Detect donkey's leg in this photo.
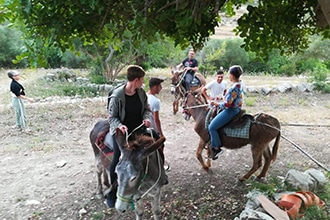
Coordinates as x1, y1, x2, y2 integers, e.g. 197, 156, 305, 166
95, 155, 104, 199
206, 143, 212, 168
239, 144, 263, 181
257, 144, 272, 179
173, 100, 178, 115
151, 190, 162, 220
196, 139, 210, 171
134, 198, 144, 220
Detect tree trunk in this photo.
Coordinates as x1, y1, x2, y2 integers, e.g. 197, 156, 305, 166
317, 0, 330, 27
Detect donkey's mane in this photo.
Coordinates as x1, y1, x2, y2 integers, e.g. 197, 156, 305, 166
128, 135, 154, 150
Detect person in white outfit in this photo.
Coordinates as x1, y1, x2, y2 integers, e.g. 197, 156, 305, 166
147, 77, 164, 137
201, 68, 227, 105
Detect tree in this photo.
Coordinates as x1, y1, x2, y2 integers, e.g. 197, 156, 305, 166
1, 0, 330, 65
235, 0, 330, 57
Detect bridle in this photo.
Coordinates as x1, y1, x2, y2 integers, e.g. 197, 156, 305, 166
171, 70, 187, 99
116, 127, 163, 210
182, 92, 209, 116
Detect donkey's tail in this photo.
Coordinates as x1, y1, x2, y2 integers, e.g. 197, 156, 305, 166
271, 132, 281, 162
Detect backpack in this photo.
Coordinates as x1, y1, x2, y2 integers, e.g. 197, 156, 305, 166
107, 82, 126, 112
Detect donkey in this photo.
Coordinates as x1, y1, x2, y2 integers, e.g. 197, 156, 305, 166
114, 128, 167, 220
170, 67, 206, 115
89, 119, 112, 199
90, 121, 167, 219
182, 92, 281, 181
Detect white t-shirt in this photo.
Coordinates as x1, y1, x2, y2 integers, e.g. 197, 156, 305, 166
205, 80, 227, 99
147, 94, 160, 132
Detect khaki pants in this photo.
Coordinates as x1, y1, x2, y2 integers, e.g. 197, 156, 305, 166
12, 97, 26, 128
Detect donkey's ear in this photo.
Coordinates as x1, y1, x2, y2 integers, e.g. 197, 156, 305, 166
115, 128, 126, 150
143, 136, 166, 157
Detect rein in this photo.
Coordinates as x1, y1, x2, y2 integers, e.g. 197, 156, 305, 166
183, 93, 209, 111
183, 103, 209, 109
173, 69, 187, 88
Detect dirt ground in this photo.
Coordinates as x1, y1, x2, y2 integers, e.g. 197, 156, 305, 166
0, 71, 330, 220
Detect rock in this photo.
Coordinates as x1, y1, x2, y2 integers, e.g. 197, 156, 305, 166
56, 160, 67, 168
284, 169, 315, 191
304, 168, 327, 188
261, 86, 272, 95
79, 208, 87, 215
237, 208, 274, 220
25, 200, 41, 205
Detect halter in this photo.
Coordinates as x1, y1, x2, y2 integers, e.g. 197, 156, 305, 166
171, 70, 188, 99
182, 92, 209, 116
117, 125, 163, 210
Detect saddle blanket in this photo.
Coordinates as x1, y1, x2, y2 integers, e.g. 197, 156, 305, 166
96, 131, 114, 160
223, 119, 251, 139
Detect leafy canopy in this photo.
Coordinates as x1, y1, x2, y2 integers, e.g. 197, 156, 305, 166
1, 0, 330, 62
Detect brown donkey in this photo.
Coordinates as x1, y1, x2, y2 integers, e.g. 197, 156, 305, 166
170, 67, 206, 115
182, 92, 281, 181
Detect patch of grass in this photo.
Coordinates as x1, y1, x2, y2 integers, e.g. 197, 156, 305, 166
30, 79, 100, 99
277, 96, 291, 107
31, 211, 44, 218
244, 96, 256, 106
90, 212, 105, 219
247, 176, 282, 197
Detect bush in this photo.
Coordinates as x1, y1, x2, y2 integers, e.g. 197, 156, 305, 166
61, 51, 90, 69
308, 64, 330, 93
279, 62, 297, 76
0, 24, 28, 68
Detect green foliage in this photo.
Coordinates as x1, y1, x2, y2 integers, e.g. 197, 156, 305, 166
61, 51, 90, 69
61, 85, 99, 97
142, 35, 183, 69
279, 62, 297, 77
1, 0, 239, 67
265, 49, 290, 75
2, 0, 330, 67
236, 1, 320, 58
308, 65, 330, 93
0, 24, 27, 68
247, 176, 282, 197
31, 79, 100, 98
244, 96, 256, 106
199, 38, 250, 75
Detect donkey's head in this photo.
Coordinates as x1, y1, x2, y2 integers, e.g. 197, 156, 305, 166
114, 128, 166, 213
181, 92, 197, 121
182, 91, 208, 121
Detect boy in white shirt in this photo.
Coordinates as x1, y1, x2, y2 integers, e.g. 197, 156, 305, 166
201, 69, 227, 105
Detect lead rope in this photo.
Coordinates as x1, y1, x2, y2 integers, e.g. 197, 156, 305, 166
253, 117, 330, 172
137, 129, 163, 200
120, 124, 163, 208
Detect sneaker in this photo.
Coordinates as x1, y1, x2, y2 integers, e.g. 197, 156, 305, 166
105, 190, 117, 208
12, 125, 22, 131
22, 128, 32, 133
209, 147, 223, 160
